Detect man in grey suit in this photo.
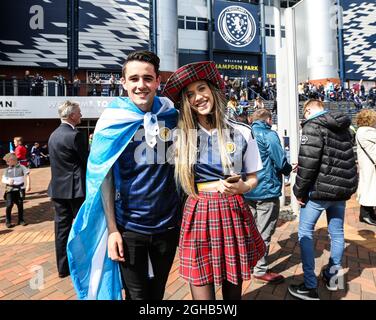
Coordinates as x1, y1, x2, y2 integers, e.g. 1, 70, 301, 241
48, 101, 88, 278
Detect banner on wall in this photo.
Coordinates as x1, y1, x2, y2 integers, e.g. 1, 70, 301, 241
214, 53, 260, 78
87, 71, 122, 82
0, 97, 115, 119
342, 0, 376, 80
0, 0, 68, 68
214, 0, 260, 53
78, 0, 150, 69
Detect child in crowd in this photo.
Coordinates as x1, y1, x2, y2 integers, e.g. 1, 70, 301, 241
13, 136, 28, 167
2, 153, 31, 228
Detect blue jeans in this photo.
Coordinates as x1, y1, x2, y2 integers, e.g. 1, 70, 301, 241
298, 200, 345, 289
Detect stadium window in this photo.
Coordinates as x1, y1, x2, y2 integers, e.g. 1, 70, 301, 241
281, 0, 300, 7
281, 26, 286, 38
197, 17, 208, 31
178, 15, 185, 29
280, 0, 288, 7
265, 24, 276, 37
186, 16, 197, 30
228, 0, 259, 3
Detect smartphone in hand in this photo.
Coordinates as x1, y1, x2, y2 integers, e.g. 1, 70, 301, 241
225, 175, 241, 183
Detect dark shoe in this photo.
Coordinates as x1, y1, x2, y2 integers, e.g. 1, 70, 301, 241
253, 272, 285, 284
58, 272, 70, 278
5, 222, 12, 228
288, 283, 320, 300
359, 215, 376, 226
18, 220, 27, 226
321, 270, 338, 291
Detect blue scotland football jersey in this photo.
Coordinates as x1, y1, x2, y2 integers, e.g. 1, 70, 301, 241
113, 120, 180, 235
194, 121, 263, 183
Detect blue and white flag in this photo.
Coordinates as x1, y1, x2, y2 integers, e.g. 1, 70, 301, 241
9, 142, 14, 153
67, 96, 178, 300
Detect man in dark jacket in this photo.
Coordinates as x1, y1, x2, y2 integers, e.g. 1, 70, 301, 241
48, 101, 88, 278
244, 109, 292, 284
288, 99, 357, 300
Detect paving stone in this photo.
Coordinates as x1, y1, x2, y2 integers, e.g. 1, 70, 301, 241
0, 167, 375, 300
362, 290, 376, 300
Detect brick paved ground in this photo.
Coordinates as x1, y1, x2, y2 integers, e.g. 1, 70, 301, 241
0, 167, 375, 300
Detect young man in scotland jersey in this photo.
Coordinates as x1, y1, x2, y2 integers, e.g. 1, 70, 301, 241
67, 51, 180, 300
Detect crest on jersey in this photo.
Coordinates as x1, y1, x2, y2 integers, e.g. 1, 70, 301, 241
159, 127, 171, 142
226, 141, 236, 154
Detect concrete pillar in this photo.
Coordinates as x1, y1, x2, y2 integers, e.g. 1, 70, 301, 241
156, 0, 178, 72
305, 0, 339, 81
285, 7, 300, 215
274, 0, 287, 207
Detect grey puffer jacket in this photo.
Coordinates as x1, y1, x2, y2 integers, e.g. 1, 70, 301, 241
293, 110, 358, 201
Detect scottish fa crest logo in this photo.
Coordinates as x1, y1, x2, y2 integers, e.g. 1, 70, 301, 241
217, 6, 257, 48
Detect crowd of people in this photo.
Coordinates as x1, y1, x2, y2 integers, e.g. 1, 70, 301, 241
4, 68, 376, 111
2, 50, 375, 302
12, 70, 121, 97
221, 74, 376, 110
297, 79, 376, 108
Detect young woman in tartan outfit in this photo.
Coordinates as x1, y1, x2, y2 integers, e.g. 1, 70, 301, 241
163, 61, 266, 300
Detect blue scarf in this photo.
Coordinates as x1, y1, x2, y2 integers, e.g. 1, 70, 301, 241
67, 96, 178, 300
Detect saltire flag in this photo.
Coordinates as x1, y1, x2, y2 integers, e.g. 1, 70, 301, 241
67, 96, 178, 300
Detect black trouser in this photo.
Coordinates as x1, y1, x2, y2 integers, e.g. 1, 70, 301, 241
52, 197, 84, 275
5, 190, 24, 224
119, 228, 179, 300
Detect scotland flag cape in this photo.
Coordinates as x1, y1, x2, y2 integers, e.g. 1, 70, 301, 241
67, 96, 178, 300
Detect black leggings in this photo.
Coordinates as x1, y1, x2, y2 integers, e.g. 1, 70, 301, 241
118, 228, 179, 300
5, 190, 24, 223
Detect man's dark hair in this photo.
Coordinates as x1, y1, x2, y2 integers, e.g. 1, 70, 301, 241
122, 50, 160, 77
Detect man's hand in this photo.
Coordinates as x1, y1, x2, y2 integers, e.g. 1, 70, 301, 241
108, 231, 125, 262
296, 197, 305, 206
292, 163, 298, 173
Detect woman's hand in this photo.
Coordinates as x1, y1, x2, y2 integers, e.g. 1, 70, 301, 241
218, 179, 251, 195
217, 173, 257, 195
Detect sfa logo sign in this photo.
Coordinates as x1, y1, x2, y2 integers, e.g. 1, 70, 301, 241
217, 6, 257, 48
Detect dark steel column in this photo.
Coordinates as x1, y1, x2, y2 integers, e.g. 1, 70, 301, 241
260, 0, 267, 86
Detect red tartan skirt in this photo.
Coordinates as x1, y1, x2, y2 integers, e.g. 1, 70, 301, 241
179, 191, 266, 286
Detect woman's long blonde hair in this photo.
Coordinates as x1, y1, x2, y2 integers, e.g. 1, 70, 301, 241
174, 81, 232, 197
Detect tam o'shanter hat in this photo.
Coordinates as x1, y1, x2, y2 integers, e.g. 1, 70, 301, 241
162, 61, 225, 104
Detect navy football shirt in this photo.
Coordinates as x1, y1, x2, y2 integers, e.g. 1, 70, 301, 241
113, 121, 180, 235
194, 120, 262, 183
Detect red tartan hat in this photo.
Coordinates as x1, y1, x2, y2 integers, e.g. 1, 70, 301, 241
162, 61, 225, 104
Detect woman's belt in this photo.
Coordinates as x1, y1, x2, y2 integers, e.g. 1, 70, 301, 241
196, 181, 220, 192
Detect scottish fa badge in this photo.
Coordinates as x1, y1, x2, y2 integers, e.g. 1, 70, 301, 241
217, 5, 257, 48
159, 127, 172, 142
226, 141, 236, 154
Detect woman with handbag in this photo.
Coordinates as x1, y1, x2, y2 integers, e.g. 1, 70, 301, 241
355, 109, 376, 226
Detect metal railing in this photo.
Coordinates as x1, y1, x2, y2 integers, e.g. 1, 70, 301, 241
0, 79, 125, 97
